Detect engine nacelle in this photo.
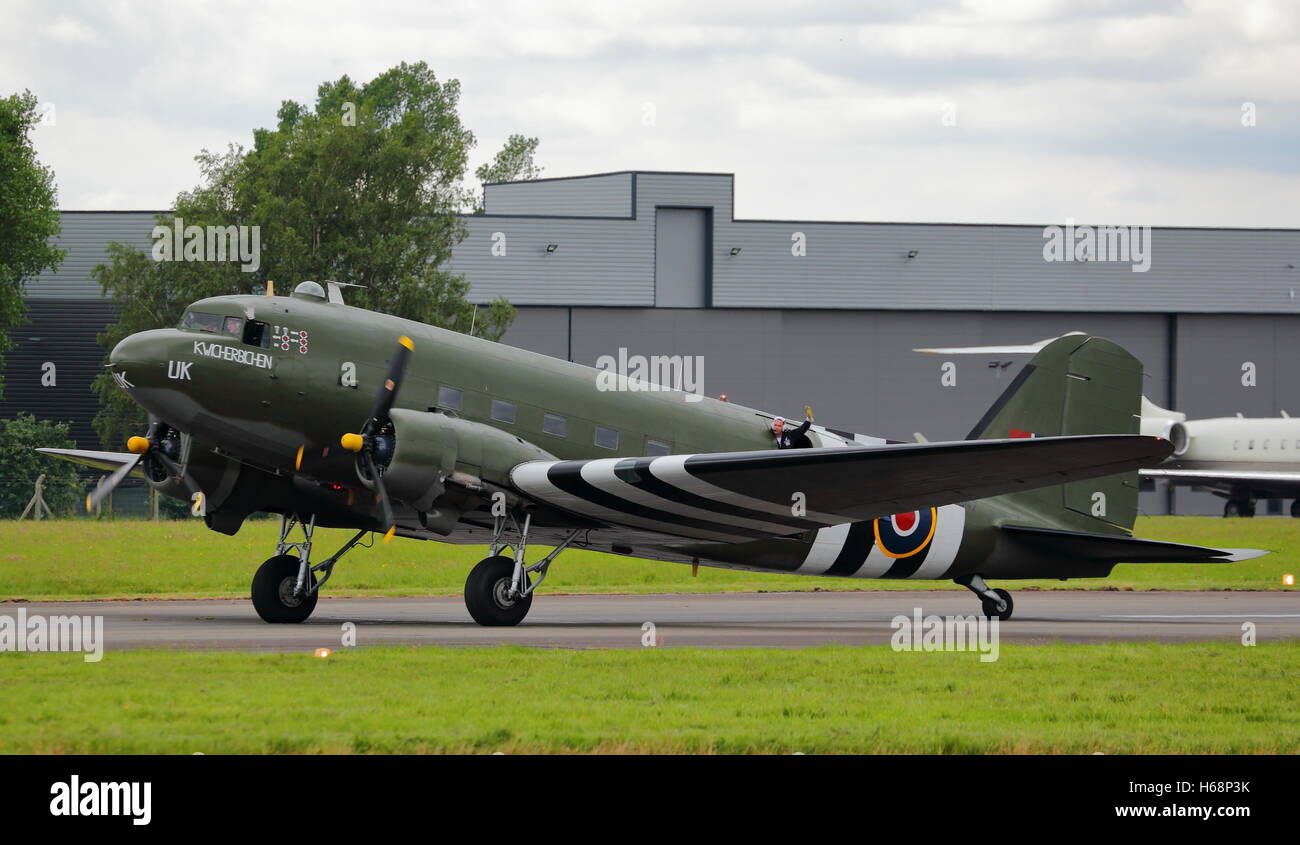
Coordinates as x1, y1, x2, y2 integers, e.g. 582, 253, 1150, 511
369, 409, 556, 531
1167, 417, 1300, 462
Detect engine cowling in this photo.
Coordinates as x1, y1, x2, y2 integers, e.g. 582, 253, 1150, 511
1166, 417, 1300, 462
363, 409, 556, 533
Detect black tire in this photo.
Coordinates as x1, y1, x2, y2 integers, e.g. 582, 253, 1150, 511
1290, 499, 1300, 518
1225, 499, 1256, 518
465, 555, 532, 626
251, 554, 318, 623
981, 588, 1014, 621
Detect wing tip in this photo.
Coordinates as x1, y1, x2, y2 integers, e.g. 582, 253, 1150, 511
1214, 548, 1270, 562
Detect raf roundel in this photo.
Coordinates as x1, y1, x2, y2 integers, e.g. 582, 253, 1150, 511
873, 508, 938, 559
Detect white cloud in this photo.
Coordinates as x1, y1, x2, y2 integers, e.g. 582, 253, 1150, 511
44, 12, 104, 45
0, 0, 1297, 226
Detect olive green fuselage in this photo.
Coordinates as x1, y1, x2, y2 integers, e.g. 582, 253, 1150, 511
107, 291, 1122, 581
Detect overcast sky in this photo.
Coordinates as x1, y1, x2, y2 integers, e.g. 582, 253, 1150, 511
3, 0, 1298, 226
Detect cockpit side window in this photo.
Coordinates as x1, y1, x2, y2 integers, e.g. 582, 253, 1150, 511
180, 311, 225, 334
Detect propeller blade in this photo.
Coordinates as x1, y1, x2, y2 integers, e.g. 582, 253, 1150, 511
364, 335, 413, 434
362, 450, 397, 543
85, 454, 144, 513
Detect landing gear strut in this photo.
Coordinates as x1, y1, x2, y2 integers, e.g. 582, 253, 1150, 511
955, 573, 1014, 621
251, 514, 370, 623
464, 511, 580, 626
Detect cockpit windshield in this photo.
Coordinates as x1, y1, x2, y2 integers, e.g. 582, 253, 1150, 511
180, 311, 243, 337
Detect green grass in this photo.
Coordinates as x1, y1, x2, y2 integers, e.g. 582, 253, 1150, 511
2, 642, 1296, 753
0, 517, 1296, 601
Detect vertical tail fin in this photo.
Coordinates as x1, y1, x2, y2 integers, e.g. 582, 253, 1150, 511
966, 335, 1144, 531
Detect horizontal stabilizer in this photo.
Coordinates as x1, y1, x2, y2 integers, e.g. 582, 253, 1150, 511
999, 524, 1267, 564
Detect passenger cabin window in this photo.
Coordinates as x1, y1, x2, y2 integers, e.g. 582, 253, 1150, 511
180, 311, 238, 336
543, 413, 567, 437
595, 426, 619, 450
491, 399, 516, 424
645, 439, 671, 456
437, 386, 463, 411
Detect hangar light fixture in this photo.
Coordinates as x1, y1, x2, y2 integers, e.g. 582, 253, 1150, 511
906, 249, 919, 260
729, 247, 742, 256
545, 243, 559, 254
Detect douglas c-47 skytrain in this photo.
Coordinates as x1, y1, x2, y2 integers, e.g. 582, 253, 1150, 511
42, 282, 1264, 626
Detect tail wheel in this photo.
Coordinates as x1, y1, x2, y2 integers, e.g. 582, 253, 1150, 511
251, 554, 318, 623
465, 555, 533, 626
1290, 500, 1300, 518
981, 588, 1014, 621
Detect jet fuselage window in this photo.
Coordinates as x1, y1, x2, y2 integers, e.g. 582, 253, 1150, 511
491, 399, 517, 424
438, 386, 463, 411
595, 426, 619, 450
543, 413, 567, 437
645, 439, 671, 456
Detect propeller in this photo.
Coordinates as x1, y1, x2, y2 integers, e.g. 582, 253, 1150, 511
340, 335, 414, 541
86, 418, 203, 513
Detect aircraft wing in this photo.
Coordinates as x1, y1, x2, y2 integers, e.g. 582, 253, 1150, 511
1141, 467, 1300, 490
511, 434, 1171, 543
37, 448, 147, 478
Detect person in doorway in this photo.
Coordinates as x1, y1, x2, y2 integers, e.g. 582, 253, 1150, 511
772, 406, 813, 449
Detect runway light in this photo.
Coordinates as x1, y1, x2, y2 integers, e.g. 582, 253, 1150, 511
1284, 574, 1295, 586
315, 648, 332, 658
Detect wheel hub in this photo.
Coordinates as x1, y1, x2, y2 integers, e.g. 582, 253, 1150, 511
278, 576, 304, 608
491, 577, 517, 609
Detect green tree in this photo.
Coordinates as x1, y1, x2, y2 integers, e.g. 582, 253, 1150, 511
0, 90, 65, 398
0, 414, 81, 518
92, 62, 519, 448
472, 134, 543, 213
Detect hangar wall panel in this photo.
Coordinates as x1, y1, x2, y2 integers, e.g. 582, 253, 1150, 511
0, 299, 117, 449
449, 217, 653, 305
470, 171, 1300, 315
31, 212, 161, 300
484, 172, 633, 217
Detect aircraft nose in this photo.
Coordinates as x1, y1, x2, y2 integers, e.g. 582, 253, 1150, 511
109, 331, 154, 369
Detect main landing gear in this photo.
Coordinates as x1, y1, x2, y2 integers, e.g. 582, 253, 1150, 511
1223, 498, 1256, 518
464, 511, 580, 626
954, 573, 1014, 621
251, 514, 370, 623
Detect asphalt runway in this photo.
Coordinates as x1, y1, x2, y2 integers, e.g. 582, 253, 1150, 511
4, 590, 1298, 650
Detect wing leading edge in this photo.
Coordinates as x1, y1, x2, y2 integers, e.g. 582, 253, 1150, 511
510, 434, 1172, 543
